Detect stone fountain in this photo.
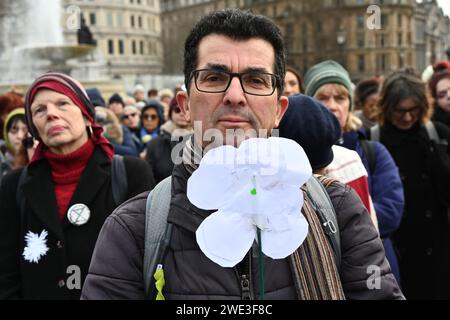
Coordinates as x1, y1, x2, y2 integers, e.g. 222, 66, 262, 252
0, 0, 124, 98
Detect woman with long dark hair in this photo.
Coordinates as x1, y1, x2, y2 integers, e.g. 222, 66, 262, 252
375, 70, 450, 299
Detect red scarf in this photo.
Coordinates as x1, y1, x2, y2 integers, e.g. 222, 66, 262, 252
44, 139, 95, 220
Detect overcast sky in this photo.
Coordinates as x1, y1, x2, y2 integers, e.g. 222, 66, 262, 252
435, 0, 449, 16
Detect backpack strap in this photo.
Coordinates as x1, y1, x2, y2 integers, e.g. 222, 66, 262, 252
111, 155, 128, 206
359, 139, 376, 174
143, 176, 172, 299
425, 121, 439, 143
142, 175, 342, 296
305, 175, 341, 271
369, 124, 380, 142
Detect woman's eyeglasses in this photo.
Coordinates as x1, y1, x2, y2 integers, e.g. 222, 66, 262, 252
392, 106, 421, 117
143, 114, 158, 121
122, 112, 138, 120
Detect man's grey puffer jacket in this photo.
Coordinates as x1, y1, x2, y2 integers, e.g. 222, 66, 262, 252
81, 164, 404, 300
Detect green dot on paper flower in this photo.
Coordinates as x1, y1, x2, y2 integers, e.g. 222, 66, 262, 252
250, 188, 257, 195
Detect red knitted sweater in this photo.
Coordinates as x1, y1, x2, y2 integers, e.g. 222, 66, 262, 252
44, 139, 95, 220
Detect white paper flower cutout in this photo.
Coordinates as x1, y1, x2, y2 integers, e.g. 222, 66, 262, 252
187, 137, 312, 267
22, 229, 49, 263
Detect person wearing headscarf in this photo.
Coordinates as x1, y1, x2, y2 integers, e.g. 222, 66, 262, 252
139, 99, 165, 145
0, 72, 155, 300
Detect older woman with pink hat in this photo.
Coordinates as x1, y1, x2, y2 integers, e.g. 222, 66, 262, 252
0, 72, 155, 300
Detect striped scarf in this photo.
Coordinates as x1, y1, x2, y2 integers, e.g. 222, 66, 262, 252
182, 140, 345, 300
291, 176, 345, 300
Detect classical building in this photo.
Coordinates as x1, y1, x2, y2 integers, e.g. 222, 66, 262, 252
63, 0, 164, 80
160, 0, 244, 74
161, 0, 450, 82
415, 0, 450, 73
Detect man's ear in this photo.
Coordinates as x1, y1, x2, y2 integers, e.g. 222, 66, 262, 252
176, 91, 191, 122
274, 95, 289, 128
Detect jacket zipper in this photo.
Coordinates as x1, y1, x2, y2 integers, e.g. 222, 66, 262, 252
234, 251, 254, 300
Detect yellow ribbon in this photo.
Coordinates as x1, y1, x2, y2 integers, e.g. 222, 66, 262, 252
153, 264, 166, 300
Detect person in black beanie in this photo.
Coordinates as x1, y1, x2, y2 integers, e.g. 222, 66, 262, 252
108, 93, 125, 119
86, 88, 106, 107
279, 94, 379, 230
279, 94, 341, 170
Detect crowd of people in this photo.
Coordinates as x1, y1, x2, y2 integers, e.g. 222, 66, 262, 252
0, 8, 449, 300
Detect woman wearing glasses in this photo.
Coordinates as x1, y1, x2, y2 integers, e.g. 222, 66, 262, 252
139, 100, 165, 146
374, 69, 450, 300
121, 105, 144, 155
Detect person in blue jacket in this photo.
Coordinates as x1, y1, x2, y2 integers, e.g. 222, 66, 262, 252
94, 106, 138, 157
304, 60, 405, 283
138, 99, 165, 145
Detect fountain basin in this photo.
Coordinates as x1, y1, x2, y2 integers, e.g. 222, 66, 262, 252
22, 44, 96, 64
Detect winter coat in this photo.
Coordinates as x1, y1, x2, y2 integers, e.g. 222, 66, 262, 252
0, 148, 12, 186
81, 163, 404, 300
145, 121, 192, 183
341, 130, 404, 282
0, 147, 155, 300
376, 121, 450, 300
112, 126, 139, 157
433, 107, 450, 128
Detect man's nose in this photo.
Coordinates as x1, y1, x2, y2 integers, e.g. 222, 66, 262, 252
223, 76, 246, 107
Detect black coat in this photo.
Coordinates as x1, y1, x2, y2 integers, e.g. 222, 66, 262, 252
0, 147, 155, 299
433, 107, 450, 128
81, 163, 403, 300
145, 132, 188, 184
379, 121, 450, 299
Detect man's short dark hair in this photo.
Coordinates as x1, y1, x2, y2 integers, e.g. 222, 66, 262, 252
183, 9, 286, 98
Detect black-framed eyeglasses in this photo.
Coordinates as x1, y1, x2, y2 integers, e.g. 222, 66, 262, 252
393, 106, 421, 117
190, 69, 279, 96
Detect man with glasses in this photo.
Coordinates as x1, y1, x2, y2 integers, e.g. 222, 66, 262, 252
82, 9, 403, 300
